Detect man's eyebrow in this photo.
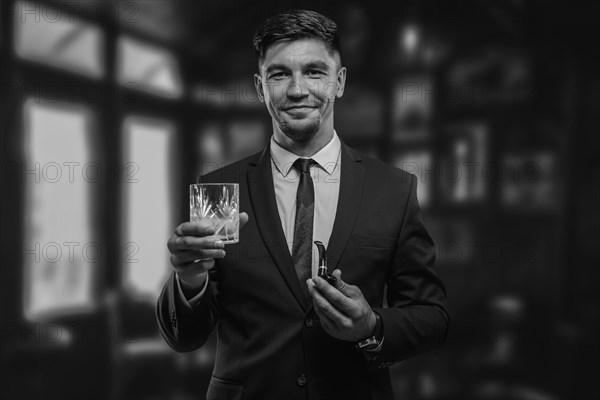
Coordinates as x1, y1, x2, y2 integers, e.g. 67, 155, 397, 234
304, 61, 330, 71
265, 64, 290, 74
264, 61, 332, 74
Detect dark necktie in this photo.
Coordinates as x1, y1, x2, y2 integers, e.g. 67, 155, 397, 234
292, 158, 315, 303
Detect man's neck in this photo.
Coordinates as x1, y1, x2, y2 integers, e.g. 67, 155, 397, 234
272, 126, 335, 157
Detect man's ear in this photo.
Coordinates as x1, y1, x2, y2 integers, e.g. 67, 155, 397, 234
335, 67, 347, 99
254, 73, 265, 103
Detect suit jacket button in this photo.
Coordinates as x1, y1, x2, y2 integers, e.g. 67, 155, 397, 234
297, 374, 307, 386
305, 318, 314, 328
170, 311, 177, 328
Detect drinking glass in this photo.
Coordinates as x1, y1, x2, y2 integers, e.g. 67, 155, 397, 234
190, 183, 239, 244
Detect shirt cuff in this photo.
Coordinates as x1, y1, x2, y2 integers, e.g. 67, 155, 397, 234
175, 272, 209, 308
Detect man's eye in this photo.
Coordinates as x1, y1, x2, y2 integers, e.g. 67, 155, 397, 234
307, 70, 323, 77
270, 72, 288, 79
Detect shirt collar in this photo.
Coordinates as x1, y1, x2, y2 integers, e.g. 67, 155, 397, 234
270, 130, 341, 177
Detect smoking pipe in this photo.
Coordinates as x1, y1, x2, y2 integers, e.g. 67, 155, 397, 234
314, 241, 337, 286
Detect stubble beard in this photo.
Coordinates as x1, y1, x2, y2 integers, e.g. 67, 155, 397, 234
273, 99, 332, 143
279, 117, 320, 143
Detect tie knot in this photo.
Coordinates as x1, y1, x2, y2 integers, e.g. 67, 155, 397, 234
293, 158, 314, 174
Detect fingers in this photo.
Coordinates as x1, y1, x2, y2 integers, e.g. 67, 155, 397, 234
331, 269, 357, 298
332, 269, 343, 287
170, 212, 249, 252
309, 271, 376, 342
167, 220, 231, 280
316, 305, 339, 332
175, 221, 217, 237
307, 279, 353, 328
175, 258, 215, 276
312, 275, 356, 317
168, 220, 227, 256
240, 212, 249, 229
170, 249, 225, 267
168, 235, 225, 252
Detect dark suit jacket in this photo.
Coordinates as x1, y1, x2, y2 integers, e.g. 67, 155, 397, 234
156, 142, 449, 400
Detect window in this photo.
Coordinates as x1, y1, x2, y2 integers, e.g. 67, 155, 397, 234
14, 1, 104, 78
117, 36, 183, 98
23, 100, 97, 320
122, 117, 176, 300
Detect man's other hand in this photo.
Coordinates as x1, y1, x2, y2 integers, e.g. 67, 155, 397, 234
167, 212, 249, 292
307, 269, 377, 342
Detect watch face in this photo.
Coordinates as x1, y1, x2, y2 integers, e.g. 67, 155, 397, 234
357, 337, 378, 349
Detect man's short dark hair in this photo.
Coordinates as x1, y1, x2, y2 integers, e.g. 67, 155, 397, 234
253, 9, 341, 65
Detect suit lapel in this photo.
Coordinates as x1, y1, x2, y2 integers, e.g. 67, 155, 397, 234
305, 142, 365, 315
326, 142, 365, 272
246, 147, 308, 312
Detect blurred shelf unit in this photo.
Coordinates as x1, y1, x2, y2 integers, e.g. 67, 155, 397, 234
496, 120, 564, 217
384, 36, 566, 284
335, 82, 386, 153
389, 39, 566, 217
390, 74, 435, 145
437, 122, 489, 207
440, 46, 534, 112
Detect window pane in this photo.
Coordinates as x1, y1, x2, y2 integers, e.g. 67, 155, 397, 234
23, 100, 96, 321
13, 1, 104, 78
122, 117, 176, 299
117, 36, 183, 98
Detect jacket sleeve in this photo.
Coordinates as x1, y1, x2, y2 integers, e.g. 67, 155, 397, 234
371, 174, 449, 368
155, 270, 220, 352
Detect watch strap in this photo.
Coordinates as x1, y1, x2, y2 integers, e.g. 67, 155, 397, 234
355, 312, 383, 350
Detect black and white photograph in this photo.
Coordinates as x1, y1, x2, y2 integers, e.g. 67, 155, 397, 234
1, 1, 598, 399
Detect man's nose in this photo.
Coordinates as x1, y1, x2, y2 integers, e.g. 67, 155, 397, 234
286, 76, 309, 98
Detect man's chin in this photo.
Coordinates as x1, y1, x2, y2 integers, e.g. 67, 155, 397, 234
279, 120, 320, 142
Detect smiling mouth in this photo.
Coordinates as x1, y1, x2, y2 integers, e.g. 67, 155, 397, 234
283, 106, 316, 112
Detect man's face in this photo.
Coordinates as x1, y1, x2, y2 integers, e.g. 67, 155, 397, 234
254, 38, 346, 143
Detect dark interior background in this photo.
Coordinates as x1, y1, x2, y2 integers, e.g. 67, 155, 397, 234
1, 1, 599, 399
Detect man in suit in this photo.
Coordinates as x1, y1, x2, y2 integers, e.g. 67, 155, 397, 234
157, 9, 448, 400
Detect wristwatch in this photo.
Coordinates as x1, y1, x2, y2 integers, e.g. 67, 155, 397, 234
355, 312, 383, 351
